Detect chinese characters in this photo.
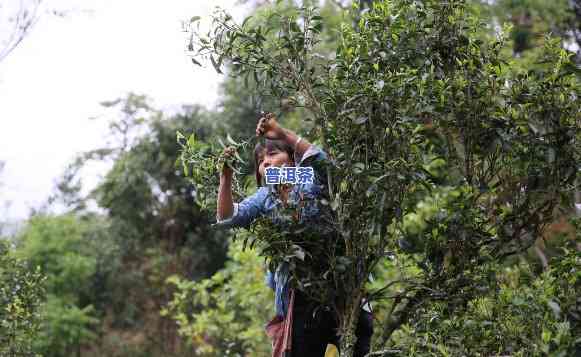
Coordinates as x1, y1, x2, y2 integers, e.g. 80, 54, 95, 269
265, 166, 314, 184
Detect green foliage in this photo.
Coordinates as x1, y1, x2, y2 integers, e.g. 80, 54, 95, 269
181, 0, 348, 313
48, 94, 242, 354
6, 1, 572, 356
14, 214, 102, 356
0, 240, 45, 356
329, 1, 578, 352
391, 236, 581, 356
163, 236, 273, 356
185, 2, 328, 114
185, 1, 579, 355
483, 0, 577, 56
15, 214, 97, 300
208, 0, 346, 141
88, 95, 230, 277
34, 295, 99, 356
177, 130, 257, 214
247, 210, 341, 306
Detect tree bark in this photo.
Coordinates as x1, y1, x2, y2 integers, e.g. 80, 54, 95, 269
339, 292, 362, 357
379, 290, 427, 346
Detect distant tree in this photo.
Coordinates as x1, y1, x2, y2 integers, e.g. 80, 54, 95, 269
473, 0, 581, 61
48, 93, 234, 354
14, 213, 103, 356
83, 94, 230, 275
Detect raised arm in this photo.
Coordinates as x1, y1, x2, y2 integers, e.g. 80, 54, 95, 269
217, 147, 235, 221
214, 147, 269, 229
256, 112, 335, 189
256, 112, 312, 164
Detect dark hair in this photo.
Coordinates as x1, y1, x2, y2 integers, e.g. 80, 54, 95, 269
254, 139, 295, 187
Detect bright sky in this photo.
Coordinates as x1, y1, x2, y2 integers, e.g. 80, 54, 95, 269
0, 0, 252, 222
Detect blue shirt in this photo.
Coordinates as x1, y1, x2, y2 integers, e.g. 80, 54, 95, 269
213, 144, 334, 317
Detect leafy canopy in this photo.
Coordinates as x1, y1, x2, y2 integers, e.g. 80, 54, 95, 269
180, 0, 579, 354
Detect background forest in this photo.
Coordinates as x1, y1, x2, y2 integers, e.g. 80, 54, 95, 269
0, 0, 579, 356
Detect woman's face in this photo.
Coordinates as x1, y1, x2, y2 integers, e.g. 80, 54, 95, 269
258, 146, 293, 180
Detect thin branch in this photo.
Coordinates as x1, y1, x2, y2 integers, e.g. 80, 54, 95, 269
0, 0, 43, 63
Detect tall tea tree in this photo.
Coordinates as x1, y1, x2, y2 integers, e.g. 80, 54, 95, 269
182, 1, 579, 355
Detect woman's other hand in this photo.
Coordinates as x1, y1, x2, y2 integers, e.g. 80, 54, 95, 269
256, 112, 286, 140
220, 146, 236, 176
217, 146, 235, 222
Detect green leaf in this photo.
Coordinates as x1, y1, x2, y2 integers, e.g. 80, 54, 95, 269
176, 131, 185, 143
292, 245, 305, 261
290, 22, 301, 33
190, 16, 201, 23
547, 300, 561, 318
330, 199, 339, 211
187, 133, 196, 147
241, 16, 252, 29
311, 22, 323, 34
182, 162, 189, 177
353, 116, 368, 124
353, 162, 365, 173
226, 133, 238, 146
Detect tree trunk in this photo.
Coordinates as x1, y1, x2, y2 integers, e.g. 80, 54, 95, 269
380, 290, 428, 346
339, 294, 361, 357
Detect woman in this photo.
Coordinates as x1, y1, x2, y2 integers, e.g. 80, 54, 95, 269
215, 113, 373, 357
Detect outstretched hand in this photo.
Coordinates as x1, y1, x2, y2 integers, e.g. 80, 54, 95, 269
256, 112, 286, 140
219, 146, 236, 176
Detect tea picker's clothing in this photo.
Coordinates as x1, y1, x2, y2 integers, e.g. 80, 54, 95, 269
290, 290, 373, 357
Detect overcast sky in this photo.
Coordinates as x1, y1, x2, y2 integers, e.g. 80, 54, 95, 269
0, 0, 253, 222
